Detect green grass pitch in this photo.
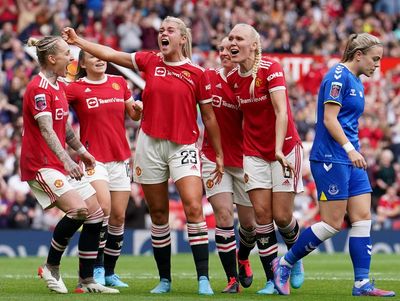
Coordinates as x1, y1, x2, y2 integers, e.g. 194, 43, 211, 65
0, 253, 398, 300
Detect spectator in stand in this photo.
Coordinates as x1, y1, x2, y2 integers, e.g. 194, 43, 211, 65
227, 23, 304, 294
124, 182, 147, 229
373, 149, 397, 202
6, 188, 35, 228
0, 0, 18, 27
117, 11, 142, 53
202, 37, 256, 293
32, 205, 64, 231
374, 185, 400, 230
300, 60, 326, 95
140, 10, 161, 50
273, 33, 395, 297
0, 177, 10, 227
66, 50, 142, 288
20, 35, 118, 294
0, 92, 18, 124
358, 115, 384, 150
0, 22, 17, 60
62, 15, 223, 295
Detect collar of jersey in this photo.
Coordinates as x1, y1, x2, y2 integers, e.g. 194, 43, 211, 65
83, 75, 108, 85
218, 67, 228, 82
39, 72, 60, 90
163, 58, 190, 66
238, 67, 252, 78
339, 63, 360, 81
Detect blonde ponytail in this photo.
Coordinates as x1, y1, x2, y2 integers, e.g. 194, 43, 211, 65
182, 27, 192, 60
249, 30, 262, 99
341, 33, 382, 63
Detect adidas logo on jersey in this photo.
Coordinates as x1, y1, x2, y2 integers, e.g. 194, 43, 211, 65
190, 165, 198, 171
55, 96, 59, 101
234, 83, 238, 89
215, 83, 222, 89
282, 179, 290, 186
85, 88, 92, 92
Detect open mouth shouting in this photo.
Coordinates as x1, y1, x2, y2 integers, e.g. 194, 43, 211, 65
230, 48, 239, 57
160, 38, 170, 50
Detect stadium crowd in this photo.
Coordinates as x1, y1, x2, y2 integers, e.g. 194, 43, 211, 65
1, 0, 400, 231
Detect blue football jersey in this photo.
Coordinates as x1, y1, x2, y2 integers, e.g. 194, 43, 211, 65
310, 63, 364, 164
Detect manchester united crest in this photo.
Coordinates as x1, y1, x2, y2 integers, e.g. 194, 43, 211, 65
86, 169, 95, 176
182, 70, 191, 78
255, 77, 262, 87
112, 83, 121, 90
135, 166, 142, 176
206, 179, 214, 189
54, 179, 64, 188
244, 173, 249, 183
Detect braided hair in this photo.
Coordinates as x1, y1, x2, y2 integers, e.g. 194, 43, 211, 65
27, 36, 63, 67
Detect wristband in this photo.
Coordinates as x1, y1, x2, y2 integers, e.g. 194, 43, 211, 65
342, 141, 355, 153
77, 146, 87, 155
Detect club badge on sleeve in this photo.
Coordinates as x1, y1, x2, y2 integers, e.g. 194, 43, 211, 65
329, 82, 342, 99
34, 94, 47, 111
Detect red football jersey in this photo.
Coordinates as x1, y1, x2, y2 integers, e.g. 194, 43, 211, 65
20, 73, 69, 180
66, 75, 132, 162
202, 68, 243, 168
131, 51, 212, 144
227, 57, 301, 161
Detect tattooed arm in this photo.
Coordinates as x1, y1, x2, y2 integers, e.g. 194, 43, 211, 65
65, 123, 96, 170
37, 115, 83, 180
65, 122, 83, 151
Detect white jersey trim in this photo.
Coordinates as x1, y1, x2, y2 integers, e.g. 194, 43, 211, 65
269, 86, 286, 93
82, 75, 108, 85
125, 97, 133, 103
34, 111, 52, 120
217, 68, 228, 82
164, 57, 191, 66
187, 60, 205, 71
226, 66, 238, 78
131, 53, 139, 71
39, 73, 60, 90
199, 98, 212, 105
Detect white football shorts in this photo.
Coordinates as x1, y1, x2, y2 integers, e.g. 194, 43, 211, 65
84, 160, 131, 191
201, 154, 252, 207
243, 144, 304, 193
28, 168, 95, 209
133, 129, 201, 184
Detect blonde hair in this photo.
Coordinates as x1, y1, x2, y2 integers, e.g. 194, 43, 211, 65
27, 36, 63, 67
341, 33, 382, 63
163, 16, 192, 59
246, 25, 262, 99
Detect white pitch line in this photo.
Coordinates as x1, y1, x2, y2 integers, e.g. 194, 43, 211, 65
2, 273, 399, 281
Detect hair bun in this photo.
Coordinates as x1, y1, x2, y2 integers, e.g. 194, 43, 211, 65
27, 37, 39, 47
